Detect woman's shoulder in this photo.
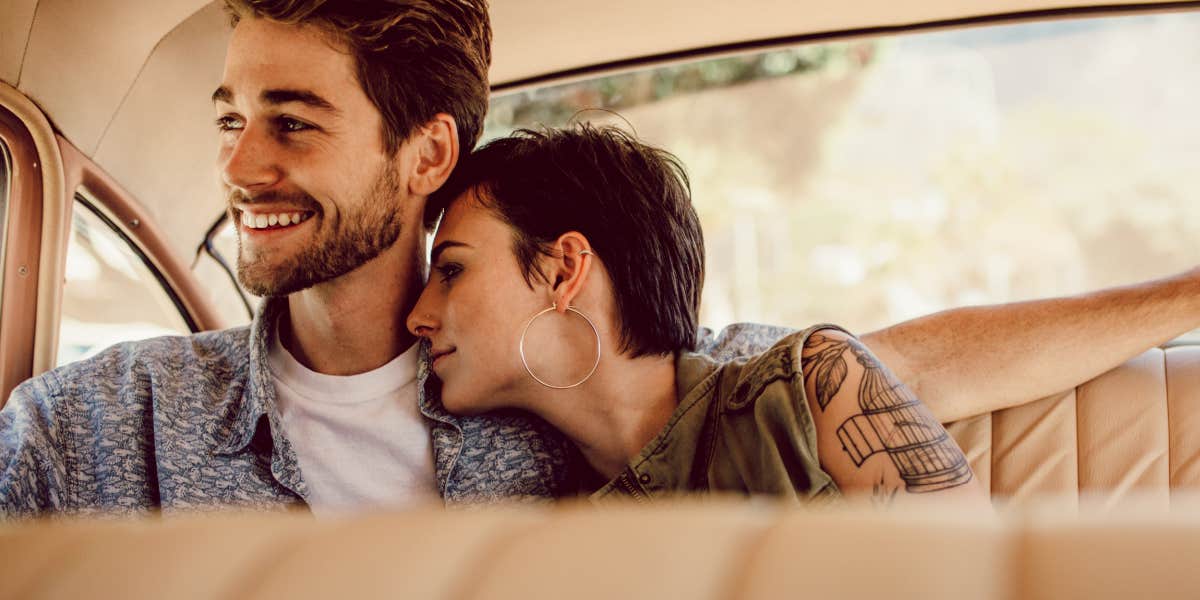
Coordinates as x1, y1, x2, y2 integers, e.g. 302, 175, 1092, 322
686, 325, 846, 498
675, 323, 857, 414
706, 324, 852, 409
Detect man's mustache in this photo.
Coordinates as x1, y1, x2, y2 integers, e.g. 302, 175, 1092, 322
227, 189, 322, 212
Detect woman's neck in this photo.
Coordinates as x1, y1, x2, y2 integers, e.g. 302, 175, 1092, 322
526, 353, 679, 480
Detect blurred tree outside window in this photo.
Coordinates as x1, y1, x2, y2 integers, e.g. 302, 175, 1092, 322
484, 12, 1200, 341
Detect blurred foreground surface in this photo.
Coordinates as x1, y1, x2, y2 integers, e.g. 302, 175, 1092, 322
3, 496, 1200, 599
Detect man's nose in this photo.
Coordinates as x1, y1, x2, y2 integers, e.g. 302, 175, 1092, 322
220, 124, 281, 192
406, 290, 441, 338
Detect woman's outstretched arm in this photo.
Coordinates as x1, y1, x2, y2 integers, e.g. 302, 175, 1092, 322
860, 266, 1200, 423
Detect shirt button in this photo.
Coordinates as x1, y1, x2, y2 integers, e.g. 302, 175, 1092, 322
638, 473, 651, 484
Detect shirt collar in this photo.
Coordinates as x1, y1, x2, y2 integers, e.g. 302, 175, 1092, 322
209, 298, 459, 450
414, 338, 461, 426
213, 297, 285, 456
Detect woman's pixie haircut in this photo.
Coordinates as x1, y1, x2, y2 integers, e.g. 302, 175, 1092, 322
428, 124, 705, 357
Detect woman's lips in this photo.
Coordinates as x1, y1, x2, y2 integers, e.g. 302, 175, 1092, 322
430, 348, 455, 369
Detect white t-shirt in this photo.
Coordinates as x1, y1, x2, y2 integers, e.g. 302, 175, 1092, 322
267, 323, 438, 516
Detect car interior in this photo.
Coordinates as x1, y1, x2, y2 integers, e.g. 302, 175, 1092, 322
1, 0, 1200, 597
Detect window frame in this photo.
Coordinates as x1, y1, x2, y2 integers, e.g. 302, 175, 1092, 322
54, 139, 225, 351
0, 103, 44, 404
491, 3, 1200, 94
0, 139, 10, 281
0, 86, 227, 405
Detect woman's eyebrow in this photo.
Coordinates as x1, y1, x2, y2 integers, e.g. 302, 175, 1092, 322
430, 240, 471, 264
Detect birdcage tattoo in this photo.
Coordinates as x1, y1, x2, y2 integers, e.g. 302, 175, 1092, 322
836, 365, 972, 493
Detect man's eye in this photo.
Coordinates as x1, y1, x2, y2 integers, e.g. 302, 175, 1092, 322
434, 263, 463, 283
276, 117, 313, 133
215, 115, 244, 132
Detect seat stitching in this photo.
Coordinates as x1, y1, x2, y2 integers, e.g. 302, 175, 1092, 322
989, 410, 996, 497
1080, 381, 1089, 504
1163, 349, 1173, 500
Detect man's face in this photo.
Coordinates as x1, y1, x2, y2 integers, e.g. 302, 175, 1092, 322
214, 18, 407, 296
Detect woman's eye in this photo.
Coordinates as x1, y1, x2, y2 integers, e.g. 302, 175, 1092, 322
215, 115, 244, 132
434, 263, 463, 283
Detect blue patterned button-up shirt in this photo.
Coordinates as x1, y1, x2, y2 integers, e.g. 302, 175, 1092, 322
0, 298, 789, 519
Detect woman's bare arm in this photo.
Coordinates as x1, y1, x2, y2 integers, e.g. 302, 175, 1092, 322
860, 267, 1200, 423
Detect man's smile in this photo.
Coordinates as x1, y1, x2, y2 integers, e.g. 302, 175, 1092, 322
237, 208, 316, 234
241, 210, 313, 229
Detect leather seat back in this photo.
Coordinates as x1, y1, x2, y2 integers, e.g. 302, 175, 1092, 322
946, 345, 1200, 508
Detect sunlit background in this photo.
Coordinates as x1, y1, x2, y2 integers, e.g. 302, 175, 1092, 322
482, 12, 1200, 336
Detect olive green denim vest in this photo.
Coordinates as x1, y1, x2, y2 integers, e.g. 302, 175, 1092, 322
592, 325, 843, 503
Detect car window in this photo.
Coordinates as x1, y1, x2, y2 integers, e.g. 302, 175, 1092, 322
484, 12, 1200, 342
192, 214, 258, 326
57, 194, 192, 366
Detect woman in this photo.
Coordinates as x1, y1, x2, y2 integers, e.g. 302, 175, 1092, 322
407, 124, 983, 504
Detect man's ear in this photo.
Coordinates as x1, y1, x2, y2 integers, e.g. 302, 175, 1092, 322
547, 231, 595, 314
407, 113, 459, 196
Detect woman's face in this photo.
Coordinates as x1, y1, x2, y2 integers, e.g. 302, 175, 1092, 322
406, 190, 554, 414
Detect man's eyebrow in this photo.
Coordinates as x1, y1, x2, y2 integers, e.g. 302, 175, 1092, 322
261, 88, 338, 113
211, 86, 232, 104
211, 87, 339, 114
430, 241, 470, 265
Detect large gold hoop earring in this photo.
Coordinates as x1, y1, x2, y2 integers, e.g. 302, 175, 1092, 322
518, 302, 601, 389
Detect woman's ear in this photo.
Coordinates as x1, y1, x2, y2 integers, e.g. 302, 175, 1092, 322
548, 231, 595, 314
407, 113, 459, 197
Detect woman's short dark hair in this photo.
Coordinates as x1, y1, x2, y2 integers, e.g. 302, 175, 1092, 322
429, 124, 705, 357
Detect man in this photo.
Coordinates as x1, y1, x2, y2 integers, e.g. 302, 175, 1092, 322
0, 0, 1197, 517
1, 0, 567, 517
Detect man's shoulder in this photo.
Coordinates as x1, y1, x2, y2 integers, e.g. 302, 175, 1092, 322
1, 324, 279, 517
696, 321, 854, 364
695, 322, 798, 363
27, 326, 254, 401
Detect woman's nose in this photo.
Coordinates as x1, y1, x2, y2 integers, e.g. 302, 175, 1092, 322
406, 291, 440, 338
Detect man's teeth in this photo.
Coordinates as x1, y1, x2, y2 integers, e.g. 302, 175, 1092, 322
241, 211, 310, 230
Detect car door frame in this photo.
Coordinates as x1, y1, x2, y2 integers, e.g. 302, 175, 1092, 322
0, 82, 224, 405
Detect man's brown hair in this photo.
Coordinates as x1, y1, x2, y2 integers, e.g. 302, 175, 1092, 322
224, 0, 492, 154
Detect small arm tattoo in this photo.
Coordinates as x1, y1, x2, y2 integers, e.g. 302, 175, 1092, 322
803, 332, 973, 493
799, 333, 851, 410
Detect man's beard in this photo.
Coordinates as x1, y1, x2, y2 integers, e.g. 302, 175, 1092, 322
233, 164, 405, 297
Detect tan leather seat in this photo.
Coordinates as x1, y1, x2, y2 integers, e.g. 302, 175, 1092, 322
947, 346, 1200, 508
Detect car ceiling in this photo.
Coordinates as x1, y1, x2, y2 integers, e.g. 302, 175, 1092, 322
0, 0, 1182, 268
